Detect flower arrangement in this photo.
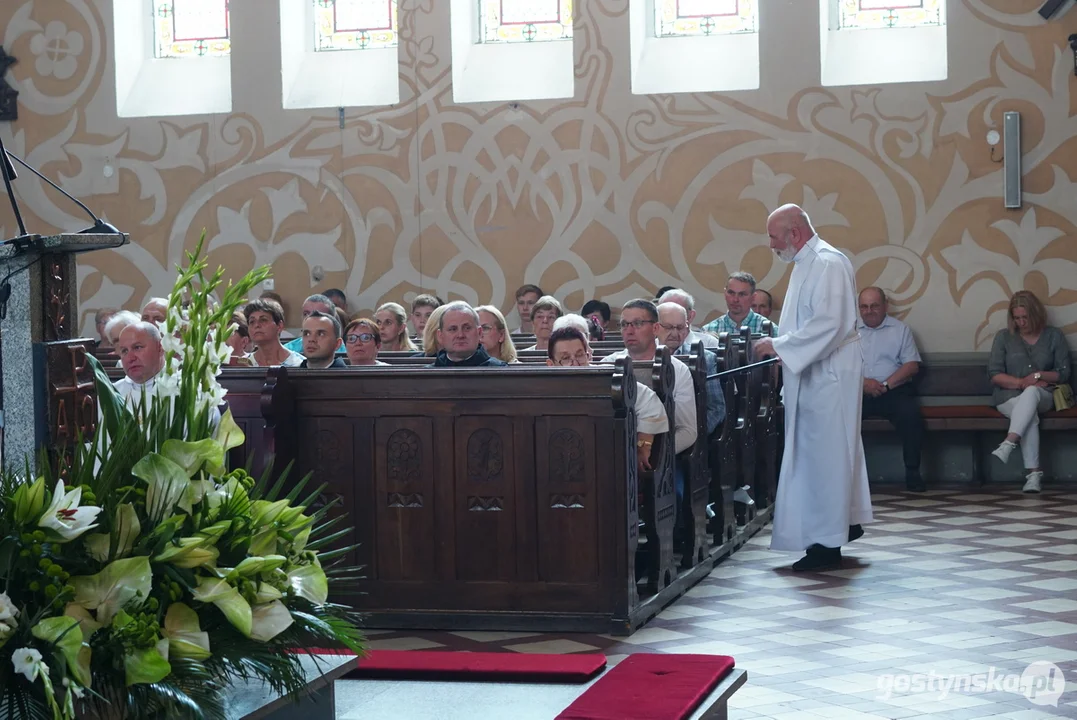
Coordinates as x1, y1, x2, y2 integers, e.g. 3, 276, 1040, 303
0, 235, 364, 719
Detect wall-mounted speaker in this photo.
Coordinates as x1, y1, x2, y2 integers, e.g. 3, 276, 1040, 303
1003, 111, 1021, 209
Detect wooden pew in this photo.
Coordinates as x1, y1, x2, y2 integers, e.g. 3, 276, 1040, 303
673, 344, 710, 568
261, 363, 654, 633
712, 333, 746, 534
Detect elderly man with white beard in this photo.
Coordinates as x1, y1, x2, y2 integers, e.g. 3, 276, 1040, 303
752, 204, 873, 572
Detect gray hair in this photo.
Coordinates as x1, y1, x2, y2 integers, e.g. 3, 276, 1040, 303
104, 310, 141, 344
304, 293, 333, 309
143, 297, 168, 310
658, 288, 695, 312
438, 301, 480, 329
123, 320, 162, 343
304, 310, 343, 340
728, 272, 757, 292
656, 302, 688, 322
553, 313, 589, 335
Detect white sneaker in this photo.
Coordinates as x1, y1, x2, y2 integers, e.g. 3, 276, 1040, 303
992, 440, 1017, 464
1022, 471, 1043, 494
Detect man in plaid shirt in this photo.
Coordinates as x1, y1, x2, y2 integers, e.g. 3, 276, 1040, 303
702, 271, 777, 336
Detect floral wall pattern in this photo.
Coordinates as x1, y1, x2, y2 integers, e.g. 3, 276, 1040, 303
1, 0, 1075, 351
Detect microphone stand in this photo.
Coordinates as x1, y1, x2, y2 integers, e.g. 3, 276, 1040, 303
707, 356, 781, 380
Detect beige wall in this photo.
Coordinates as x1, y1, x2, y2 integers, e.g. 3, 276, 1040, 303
1, 0, 1075, 350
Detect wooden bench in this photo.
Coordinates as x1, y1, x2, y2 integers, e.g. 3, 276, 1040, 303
860, 359, 1077, 484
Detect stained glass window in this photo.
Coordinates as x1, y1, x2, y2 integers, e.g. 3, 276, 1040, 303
837, 0, 943, 30
480, 0, 573, 44
656, 0, 757, 38
152, 0, 230, 58
315, 0, 398, 51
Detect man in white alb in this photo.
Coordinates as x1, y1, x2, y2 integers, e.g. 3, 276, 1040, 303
752, 204, 873, 572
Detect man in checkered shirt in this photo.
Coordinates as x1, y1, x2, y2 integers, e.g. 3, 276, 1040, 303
702, 271, 777, 337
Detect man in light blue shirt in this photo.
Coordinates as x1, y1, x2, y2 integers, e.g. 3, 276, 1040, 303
702, 272, 776, 337
858, 287, 925, 492
284, 294, 339, 354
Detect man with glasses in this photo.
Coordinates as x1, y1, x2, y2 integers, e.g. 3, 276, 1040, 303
657, 289, 720, 349
427, 302, 508, 367
656, 302, 726, 436
600, 299, 698, 461
299, 311, 346, 369
547, 323, 668, 473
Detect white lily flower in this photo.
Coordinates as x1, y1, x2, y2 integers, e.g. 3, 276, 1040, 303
12, 647, 46, 682
38, 480, 103, 543
0, 592, 18, 624
160, 330, 186, 361
155, 373, 182, 400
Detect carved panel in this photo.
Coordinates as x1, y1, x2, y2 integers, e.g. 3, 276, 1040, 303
386, 429, 422, 484
44, 257, 72, 342
549, 428, 585, 485
550, 493, 585, 509
466, 428, 503, 483
388, 492, 424, 508
467, 495, 503, 511
47, 341, 96, 447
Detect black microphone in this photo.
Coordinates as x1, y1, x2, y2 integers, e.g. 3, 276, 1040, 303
1, 146, 122, 236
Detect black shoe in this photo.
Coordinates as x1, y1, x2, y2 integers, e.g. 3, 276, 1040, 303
905, 469, 926, 492
848, 524, 864, 542
792, 544, 842, 572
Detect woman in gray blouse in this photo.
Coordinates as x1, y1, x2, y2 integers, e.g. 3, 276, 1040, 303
988, 291, 1072, 493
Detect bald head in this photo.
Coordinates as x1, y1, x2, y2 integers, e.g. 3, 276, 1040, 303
117, 321, 164, 384
656, 302, 690, 350
767, 204, 815, 263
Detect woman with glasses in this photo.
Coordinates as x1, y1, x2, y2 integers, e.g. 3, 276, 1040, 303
375, 302, 418, 352
476, 305, 519, 363
522, 296, 564, 351
344, 318, 388, 366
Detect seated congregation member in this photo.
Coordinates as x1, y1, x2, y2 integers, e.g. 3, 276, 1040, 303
601, 299, 697, 458
113, 321, 165, 404
376, 302, 418, 352
512, 284, 544, 334
141, 297, 169, 326
95, 308, 117, 347
547, 324, 669, 473
658, 289, 719, 348
752, 289, 775, 319
299, 311, 346, 369
225, 311, 254, 366
989, 290, 1072, 494
523, 296, 564, 351
858, 287, 926, 492
244, 299, 305, 367
324, 288, 348, 311
103, 310, 141, 350
476, 305, 519, 363
702, 272, 775, 336
426, 302, 508, 368
283, 294, 337, 353
655, 303, 726, 435
344, 318, 387, 366
580, 300, 611, 333
410, 294, 442, 338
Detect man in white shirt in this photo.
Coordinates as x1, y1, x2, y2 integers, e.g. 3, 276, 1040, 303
601, 300, 698, 506
113, 321, 165, 406
858, 287, 925, 492
658, 289, 720, 349
141, 297, 169, 326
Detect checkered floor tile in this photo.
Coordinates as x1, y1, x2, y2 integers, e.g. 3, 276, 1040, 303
338, 486, 1077, 719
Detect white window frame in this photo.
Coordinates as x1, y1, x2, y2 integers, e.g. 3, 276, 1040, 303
629, 0, 759, 95
113, 0, 232, 118
819, 0, 947, 87
279, 0, 400, 110
450, 0, 575, 103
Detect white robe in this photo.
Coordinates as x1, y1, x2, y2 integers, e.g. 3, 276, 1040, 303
770, 235, 873, 552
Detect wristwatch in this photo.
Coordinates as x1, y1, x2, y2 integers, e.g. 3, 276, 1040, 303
637, 440, 652, 449
882, 381, 890, 390
1034, 372, 1042, 382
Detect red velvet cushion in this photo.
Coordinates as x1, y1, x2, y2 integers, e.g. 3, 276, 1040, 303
556, 653, 735, 720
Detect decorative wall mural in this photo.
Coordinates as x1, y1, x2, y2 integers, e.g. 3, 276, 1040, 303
0, 0, 1075, 351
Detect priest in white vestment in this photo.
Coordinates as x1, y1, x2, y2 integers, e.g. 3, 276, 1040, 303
113, 321, 165, 409
753, 204, 873, 572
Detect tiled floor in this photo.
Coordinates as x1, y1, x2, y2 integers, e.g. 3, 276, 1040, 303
340, 486, 1077, 718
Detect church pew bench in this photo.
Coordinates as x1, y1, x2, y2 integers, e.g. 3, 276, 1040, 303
860, 361, 1077, 484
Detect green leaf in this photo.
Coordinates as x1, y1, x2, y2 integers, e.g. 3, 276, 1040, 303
64, 603, 103, 639
232, 555, 286, 578
72, 556, 153, 624
31, 615, 91, 688
192, 577, 252, 637
249, 600, 294, 643
12, 476, 49, 526
248, 527, 278, 557
133, 453, 190, 524
125, 646, 171, 686
214, 409, 246, 453
162, 438, 225, 479
288, 564, 329, 605
86, 503, 142, 562
154, 537, 220, 569
163, 603, 211, 661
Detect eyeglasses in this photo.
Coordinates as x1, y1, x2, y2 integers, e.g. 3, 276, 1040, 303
479, 324, 498, 334
619, 319, 655, 330
346, 333, 376, 344
555, 353, 590, 366
659, 323, 688, 332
